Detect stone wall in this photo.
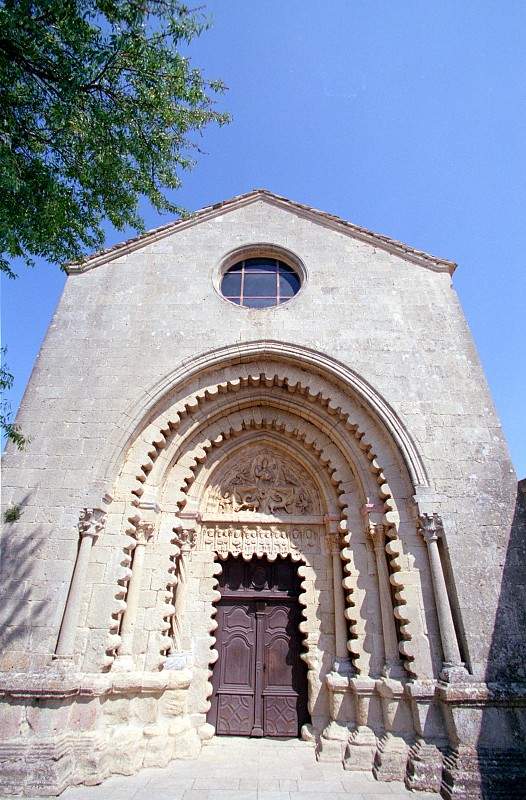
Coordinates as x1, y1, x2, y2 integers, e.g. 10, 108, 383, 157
1, 193, 524, 798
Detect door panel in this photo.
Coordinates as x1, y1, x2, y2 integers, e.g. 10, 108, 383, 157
264, 696, 299, 737
210, 600, 256, 735
219, 605, 255, 691
217, 695, 253, 735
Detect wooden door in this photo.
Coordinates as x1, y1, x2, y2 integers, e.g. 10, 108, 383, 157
208, 556, 309, 737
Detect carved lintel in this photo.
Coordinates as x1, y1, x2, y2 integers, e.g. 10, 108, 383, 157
200, 523, 322, 560
78, 507, 106, 540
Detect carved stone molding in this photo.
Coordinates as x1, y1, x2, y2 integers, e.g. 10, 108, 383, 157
418, 512, 443, 543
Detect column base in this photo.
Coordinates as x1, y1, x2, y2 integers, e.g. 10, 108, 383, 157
343, 726, 377, 771
372, 732, 409, 782
317, 721, 349, 762
110, 654, 135, 671
439, 663, 470, 683
405, 740, 443, 793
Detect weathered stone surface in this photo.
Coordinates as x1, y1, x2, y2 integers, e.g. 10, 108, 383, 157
1, 191, 524, 797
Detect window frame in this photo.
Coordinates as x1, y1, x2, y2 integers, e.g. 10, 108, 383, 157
221, 257, 301, 309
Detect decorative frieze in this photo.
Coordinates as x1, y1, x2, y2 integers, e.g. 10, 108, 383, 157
200, 523, 322, 560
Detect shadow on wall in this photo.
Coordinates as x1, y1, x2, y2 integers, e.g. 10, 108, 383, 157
478, 479, 526, 797
0, 494, 51, 671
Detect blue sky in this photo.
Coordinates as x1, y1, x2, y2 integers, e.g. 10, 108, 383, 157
2, 0, 525, 475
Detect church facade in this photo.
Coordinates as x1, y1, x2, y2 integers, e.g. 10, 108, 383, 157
1, 190, 524, 798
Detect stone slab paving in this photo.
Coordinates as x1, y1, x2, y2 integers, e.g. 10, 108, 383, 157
16, 737, 439, 800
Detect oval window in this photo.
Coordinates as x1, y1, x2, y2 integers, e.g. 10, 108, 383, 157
220, 257, 301, 309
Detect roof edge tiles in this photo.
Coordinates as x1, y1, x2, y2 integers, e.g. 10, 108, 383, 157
66, 189, 457, 275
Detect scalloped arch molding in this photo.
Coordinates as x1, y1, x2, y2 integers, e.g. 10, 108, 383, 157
102, 340, 429, 495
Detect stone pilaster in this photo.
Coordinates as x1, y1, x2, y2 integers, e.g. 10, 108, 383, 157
318, 671, 352, 762
367, 520, 405, 679
404, 680, 443, 793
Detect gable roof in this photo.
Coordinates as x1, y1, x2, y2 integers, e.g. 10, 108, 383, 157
66, 188, 456, 274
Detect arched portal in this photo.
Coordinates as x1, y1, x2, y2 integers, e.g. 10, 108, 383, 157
185, 438, 344, 735
76, 345, 448, 774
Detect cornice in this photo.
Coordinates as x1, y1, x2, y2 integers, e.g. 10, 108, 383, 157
66, 188, 457, 275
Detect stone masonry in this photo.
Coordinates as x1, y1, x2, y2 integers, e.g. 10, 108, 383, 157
1, 190, 525, 798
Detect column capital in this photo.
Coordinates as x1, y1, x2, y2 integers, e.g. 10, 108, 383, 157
131, 520, 155, 545
78, 507, 106, 540
172, 526, 197, 552
418, 512, 443, 544
324, 513, 341, 535
367, 521, 388, 549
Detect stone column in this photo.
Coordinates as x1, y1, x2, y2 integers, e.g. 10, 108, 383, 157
54, 507, 106, 662
112, 519, 154, 670
171, 526, 197, 654
325, 515, 352, 669
418, 514, 465, 679
368, 522, 405, 679
319, 516, 354, 762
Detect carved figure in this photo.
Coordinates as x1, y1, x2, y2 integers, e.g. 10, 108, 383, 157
208, 448, 317, 514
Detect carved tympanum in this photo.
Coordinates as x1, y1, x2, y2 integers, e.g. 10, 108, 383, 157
207, 448, 318, 514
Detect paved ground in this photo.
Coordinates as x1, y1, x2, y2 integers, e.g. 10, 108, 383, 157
56, 737, 436, 800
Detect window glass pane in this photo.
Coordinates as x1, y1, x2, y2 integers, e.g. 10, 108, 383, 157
243, 297, 277, 309
244, 271, 277, 297
245, 257, 277, 272
226, 296, 241, 305
279, 271, 301, 297
221, 271, 242, 296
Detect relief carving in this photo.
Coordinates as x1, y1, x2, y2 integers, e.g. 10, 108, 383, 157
207, 448, 318, 515
201, 523, 322, 560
